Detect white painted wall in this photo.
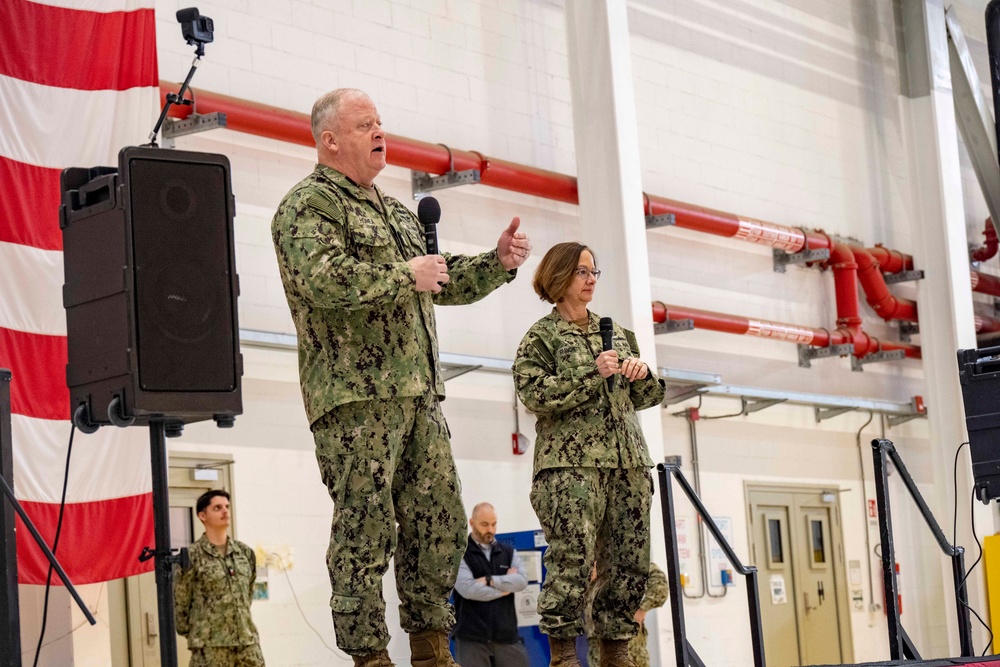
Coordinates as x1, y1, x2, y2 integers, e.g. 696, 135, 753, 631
31, 0, 1000, 665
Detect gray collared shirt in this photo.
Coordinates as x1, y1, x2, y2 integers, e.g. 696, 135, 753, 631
454, 539, 529, 601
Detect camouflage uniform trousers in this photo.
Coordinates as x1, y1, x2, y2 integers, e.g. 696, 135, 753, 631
312, 394, 466, 656
586, 562, 668, 667
530, 466, 652, 640
189, 644, 265, 667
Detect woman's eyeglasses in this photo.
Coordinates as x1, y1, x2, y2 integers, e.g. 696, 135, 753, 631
574, 268, 602, 280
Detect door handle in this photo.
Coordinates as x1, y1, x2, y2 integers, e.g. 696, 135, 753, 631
818, 580, 825, 603
146, 611, 158, 645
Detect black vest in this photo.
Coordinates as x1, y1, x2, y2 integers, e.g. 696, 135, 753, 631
452, 536, 520, 643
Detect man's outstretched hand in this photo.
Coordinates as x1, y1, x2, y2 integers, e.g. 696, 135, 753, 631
497, 217, 531, 271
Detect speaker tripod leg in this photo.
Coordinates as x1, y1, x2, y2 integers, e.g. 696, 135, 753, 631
150, 421, 179, 667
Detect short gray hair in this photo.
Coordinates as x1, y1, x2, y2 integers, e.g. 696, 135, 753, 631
311, 88, 368, 145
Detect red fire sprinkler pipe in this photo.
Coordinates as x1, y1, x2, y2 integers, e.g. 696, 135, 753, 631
852, 245, 917, 321
643, 193, 828, 251
866, 244, 913, 274
829, 243, 862, 329
642, 195, 913, 286
159, 82, 579, 204
651, 303, 921, 360
971, 218, 998, 263
976, 315, 1000, 333
825, 240, 918, 327
971, 270, 1000, 297
640, 193, 917, 324
825, 245, 885, 357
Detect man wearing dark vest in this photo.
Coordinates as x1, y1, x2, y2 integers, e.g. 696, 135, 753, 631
452, 503, 530, 667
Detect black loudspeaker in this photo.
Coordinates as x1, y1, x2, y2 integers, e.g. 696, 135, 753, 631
958, 346, 1000, 502
60, 146, 242, 431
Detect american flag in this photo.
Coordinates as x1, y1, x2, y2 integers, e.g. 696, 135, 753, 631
0, 0, 159, 584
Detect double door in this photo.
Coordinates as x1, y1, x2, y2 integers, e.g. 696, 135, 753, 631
111, 452, 234, 667
747, 486, 852, 667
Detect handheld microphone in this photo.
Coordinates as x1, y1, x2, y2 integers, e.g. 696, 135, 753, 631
417, 196, 441, 255
600, 317, 614, 389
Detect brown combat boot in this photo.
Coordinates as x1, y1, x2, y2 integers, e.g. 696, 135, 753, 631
352, 649, 395, 667
409, 630, 460, 667
599, 639, 635, 667
548, 636, 582, 666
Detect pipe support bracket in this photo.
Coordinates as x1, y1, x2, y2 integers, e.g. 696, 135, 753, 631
645, 213, 676, 229
883, 270, 925, 285
773, 247, 831, 273
898, 322, 919, 342
654, 319, 694, 335
411, 144, 481, 197
798, 343, 854, 368
851, 349, 906, 372
815, 406, 857, 422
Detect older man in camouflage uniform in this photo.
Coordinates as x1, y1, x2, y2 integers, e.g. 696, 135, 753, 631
174, 490, 264, 667
271, 88, 531, 667
586, 562, 668, 667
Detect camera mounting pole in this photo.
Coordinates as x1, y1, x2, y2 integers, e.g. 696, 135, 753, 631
147, 56, 201, 147
147, 8, 215, 147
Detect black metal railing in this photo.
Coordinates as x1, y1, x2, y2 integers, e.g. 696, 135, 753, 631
871, 438, 974, 660
657, 461, 766, 667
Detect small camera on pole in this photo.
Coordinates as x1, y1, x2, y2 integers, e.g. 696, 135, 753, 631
176, 7, 214, 56
147, 7, 217, 146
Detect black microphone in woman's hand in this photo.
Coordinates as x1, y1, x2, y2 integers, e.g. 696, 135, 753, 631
600, 317, 614, 388
417, 196, 441, 255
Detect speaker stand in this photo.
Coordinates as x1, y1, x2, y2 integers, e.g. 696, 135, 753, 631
0, 370, 96, 666
144, 420, 186, 667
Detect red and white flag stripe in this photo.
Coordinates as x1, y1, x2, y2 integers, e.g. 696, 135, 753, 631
1, 0, 158, 584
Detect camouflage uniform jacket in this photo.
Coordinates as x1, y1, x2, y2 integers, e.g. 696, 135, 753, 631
513, 309, 666, 477
272, 165, 516, 424
174, 535, 260, 649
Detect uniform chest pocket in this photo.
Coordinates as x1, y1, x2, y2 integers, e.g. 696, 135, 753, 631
350, 221, 396, 264
200, 558, 230, 594
232, 552, 254, 578
555, 340, 596, 369
351, 221, 393, 248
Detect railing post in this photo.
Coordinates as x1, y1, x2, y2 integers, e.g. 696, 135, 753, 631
953, 550, 974, 656
657, 463, 689, 667
658, 461, 766, 667
872, 438, 904, 660
745, 569, 767, 667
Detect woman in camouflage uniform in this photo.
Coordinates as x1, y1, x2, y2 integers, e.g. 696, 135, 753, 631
513, 242, 666, 667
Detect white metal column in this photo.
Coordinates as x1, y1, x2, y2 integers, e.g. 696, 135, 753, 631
564, 0, 666, 662
563, 0, 661, 433
945, 7, 1000, 227
901, 0, 983, 654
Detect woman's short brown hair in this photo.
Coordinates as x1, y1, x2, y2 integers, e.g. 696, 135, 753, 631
532, 242, 596, 304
